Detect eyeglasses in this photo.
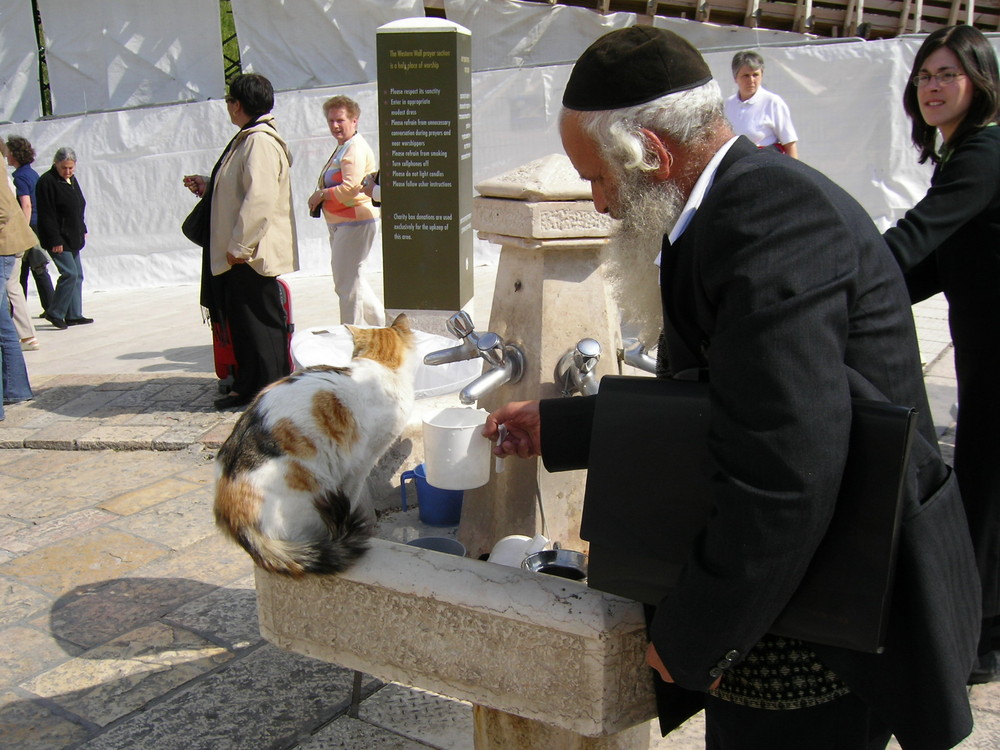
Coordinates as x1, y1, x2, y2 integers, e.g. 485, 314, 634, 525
225, 95, 236, 103
911, 71, 966, 87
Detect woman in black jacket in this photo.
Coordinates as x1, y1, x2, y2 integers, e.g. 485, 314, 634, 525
35, 146, 91, 329
884, 24, 1000, 683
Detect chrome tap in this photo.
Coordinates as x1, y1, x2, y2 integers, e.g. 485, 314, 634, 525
619, 337, 657, 374
423, 312, 526, 405
422, 311, 482, 366
554, 338, 602, 397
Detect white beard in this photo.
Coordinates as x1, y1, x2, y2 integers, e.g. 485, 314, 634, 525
603, 171, 685, 347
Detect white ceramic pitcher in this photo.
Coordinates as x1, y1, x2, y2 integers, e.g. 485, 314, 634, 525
422, 407, 491, 490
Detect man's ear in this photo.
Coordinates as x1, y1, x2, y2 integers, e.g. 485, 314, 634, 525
639, 128, 673, 182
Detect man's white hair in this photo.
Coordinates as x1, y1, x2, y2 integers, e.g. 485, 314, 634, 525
559, 79, 726, 348
562, 79, 725, 174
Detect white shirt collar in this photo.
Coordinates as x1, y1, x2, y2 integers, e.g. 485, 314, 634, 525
655, 135, 740, 266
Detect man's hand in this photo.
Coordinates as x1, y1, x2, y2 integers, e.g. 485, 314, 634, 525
483, 400, 542, 459
646, 642, 674, 683
646, 643, 722, 689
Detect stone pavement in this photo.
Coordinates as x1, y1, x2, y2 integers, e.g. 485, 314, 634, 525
1, 273, 998, 749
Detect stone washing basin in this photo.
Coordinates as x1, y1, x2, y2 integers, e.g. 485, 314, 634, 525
255, 538, 657, 737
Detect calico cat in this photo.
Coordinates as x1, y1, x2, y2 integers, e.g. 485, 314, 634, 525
214, 314, 416, 577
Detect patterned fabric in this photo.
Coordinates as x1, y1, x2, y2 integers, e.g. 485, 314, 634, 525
318, 134, 378, 226
709, 634, 850, 710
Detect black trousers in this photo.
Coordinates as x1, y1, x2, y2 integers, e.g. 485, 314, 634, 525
221, 264, 289, 397
704, 693, 893, 750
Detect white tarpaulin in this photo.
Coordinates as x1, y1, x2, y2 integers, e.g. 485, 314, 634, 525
443, 0, 813, 72
443, 0, 634, 71
0, 0, 42, 122
37, 0, 225, 115
231, 0, 422, 91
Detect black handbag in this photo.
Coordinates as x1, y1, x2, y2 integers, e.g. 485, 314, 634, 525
182, 186, 212, 247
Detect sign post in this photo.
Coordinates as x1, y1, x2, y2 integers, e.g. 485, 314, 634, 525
376, 18, 473, 321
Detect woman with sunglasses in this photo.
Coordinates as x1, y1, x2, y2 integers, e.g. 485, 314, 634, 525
884, 24, 1000, 684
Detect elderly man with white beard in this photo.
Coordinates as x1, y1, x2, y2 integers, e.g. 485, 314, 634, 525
483, 26, 979, 750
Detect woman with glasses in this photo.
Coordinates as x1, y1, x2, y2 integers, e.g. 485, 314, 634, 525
884, 24, 1000, 684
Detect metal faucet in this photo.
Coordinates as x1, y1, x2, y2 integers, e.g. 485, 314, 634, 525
554, 338, 602, 396
424, 312, 525, 405
619, 337, 657, 374
422, 311, 482, 366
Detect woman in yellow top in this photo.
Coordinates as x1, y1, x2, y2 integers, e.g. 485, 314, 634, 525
307, 96, 384, 326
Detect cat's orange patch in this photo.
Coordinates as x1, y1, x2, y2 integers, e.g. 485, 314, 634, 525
272, 417, 318, 458
349, 325, 410, 370
312, 391, 357, 446
214, 475, 262, 538
285, 460, 320, 493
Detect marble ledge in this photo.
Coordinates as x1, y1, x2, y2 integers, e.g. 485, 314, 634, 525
476, 232, 610, 252
265, 539, 646, 639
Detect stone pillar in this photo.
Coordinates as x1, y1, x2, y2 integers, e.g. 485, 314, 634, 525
458, 154, 618, 559
473, 707, 651, 750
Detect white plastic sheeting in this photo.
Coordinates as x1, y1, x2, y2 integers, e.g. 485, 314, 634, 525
443, 0, 635, 71
231, 0, 422, 91
444, 0, 813, 71
0, 0, 42, 122
36, 0, 225, 116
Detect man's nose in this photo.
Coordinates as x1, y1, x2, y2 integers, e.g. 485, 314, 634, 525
591, 185, 609, 214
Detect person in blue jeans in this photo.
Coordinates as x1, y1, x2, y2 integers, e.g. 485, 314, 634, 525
7, 135, 54, 314
35, 147, 92, 330
0, 179, 35, 418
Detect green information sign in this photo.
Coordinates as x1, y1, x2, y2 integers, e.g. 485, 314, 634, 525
376, 19, 473, 311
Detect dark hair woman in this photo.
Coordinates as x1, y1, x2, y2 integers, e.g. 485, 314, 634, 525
884, 24, 1000, 684
6, 135, 54, 317
182, 73, 299, 410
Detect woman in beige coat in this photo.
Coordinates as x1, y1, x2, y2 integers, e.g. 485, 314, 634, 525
183, 73, 299, 410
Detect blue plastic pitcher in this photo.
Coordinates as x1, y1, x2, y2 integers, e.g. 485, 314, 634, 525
400, 463, 465, 527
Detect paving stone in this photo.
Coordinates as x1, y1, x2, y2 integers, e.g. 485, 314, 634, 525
23, 424, 85, 450
172, 459, 215, 486
76, 425, 172, 450
0, 508, 116, 555
360, 683, 473, 750
2, 527, 168, 595
199, 421, 238, 449
0, 688, 91, 750
165, 579, 261, 650
76, 644, 367, 750
50, 389, 124, 419
0, 448, 91, 480
99, 477, 205, 516
43, 576, 222, 651
0, 428, 33, 447
297, 715, 435, 749
0, 625, 82, 685
130, 533, 254, 588
21, 621, 233, 727
109, 492, 215, 551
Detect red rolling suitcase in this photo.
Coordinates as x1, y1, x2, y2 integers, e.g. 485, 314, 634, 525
213, 277, 294, 388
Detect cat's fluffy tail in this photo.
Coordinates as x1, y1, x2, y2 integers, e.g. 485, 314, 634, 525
219, 489, 374, 577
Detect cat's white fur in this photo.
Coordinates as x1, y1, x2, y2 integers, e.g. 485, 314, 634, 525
214, 316, 416, 576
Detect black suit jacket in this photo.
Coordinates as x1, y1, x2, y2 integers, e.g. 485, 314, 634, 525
540, 137, 979, 749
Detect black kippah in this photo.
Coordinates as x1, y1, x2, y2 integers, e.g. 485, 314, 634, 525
563, 26, 712, 111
